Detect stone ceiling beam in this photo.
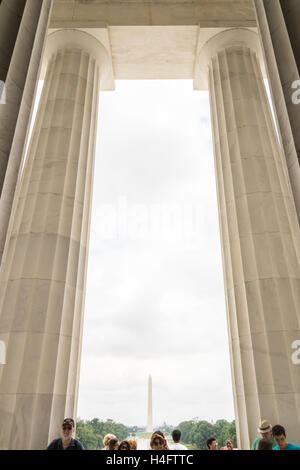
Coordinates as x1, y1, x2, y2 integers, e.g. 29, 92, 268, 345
50, 0, 256, 29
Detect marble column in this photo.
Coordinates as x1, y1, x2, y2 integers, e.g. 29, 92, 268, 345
0, 0, 53, 264
253, 0, 300, 222
197, 28, 300, 449
0, 29, 110, 450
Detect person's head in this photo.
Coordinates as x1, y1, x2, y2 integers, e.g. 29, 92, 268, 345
225, 439, 234, 450
257, 438, 273, 450
103, 434, 116, 449
206, 437, 217, 450
61, 418, 75, 441
153, 431, 169, 449
272, 424, 287, 450
119, 440, 131, 451
150, 433, 165, 450
108, 438, 119, 450
172, 429, 181, 443
128, 438, 138, 450
257, 420, 272, 440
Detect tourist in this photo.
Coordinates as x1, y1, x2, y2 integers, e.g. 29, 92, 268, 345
108, 438, 119, 450
220, 438, 237, 450
118, 440, 131, 450
206, 437, 218, 450
103, 434, 116, 450
257, 438, 273, 450
272, 424, 300, 450
153, 430, 169, 449
251, 420, 276, 450
170, 429, 187, 450
128, 437, 138, 450
46, 418, 85, 450
150, 433, 168, 450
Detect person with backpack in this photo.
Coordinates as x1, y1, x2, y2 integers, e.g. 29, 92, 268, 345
46, 418, 85, 450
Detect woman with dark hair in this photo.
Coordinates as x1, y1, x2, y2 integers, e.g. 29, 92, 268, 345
119, 440, 131, 450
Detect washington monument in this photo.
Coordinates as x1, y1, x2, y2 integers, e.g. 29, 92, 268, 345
146, 375, 153, 433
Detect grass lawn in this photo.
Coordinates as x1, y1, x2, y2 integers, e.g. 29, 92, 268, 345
134, 432, 153, 439
183, 442, 198, 450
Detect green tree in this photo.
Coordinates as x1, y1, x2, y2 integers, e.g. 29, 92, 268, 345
76, 420, 101, 449
75, 418, 129, 449
218, 420, 237, 448
176, 418, 237, 450
193, 421, 215, 449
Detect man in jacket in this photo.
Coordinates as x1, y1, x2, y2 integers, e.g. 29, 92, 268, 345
46, 418, 85, 450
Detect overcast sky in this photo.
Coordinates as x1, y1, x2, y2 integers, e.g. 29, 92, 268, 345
76, 79, 235, 427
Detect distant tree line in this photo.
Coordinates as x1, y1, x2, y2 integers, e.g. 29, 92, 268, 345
177, 419, 237, 450
75, 417, 236, 450
75, 418, 128, 450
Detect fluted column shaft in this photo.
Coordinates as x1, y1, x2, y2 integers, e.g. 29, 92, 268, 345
0, 30, 109, 450
198, 29, 300, 449
0, 0, 53, 263
253, 0, 300, 222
